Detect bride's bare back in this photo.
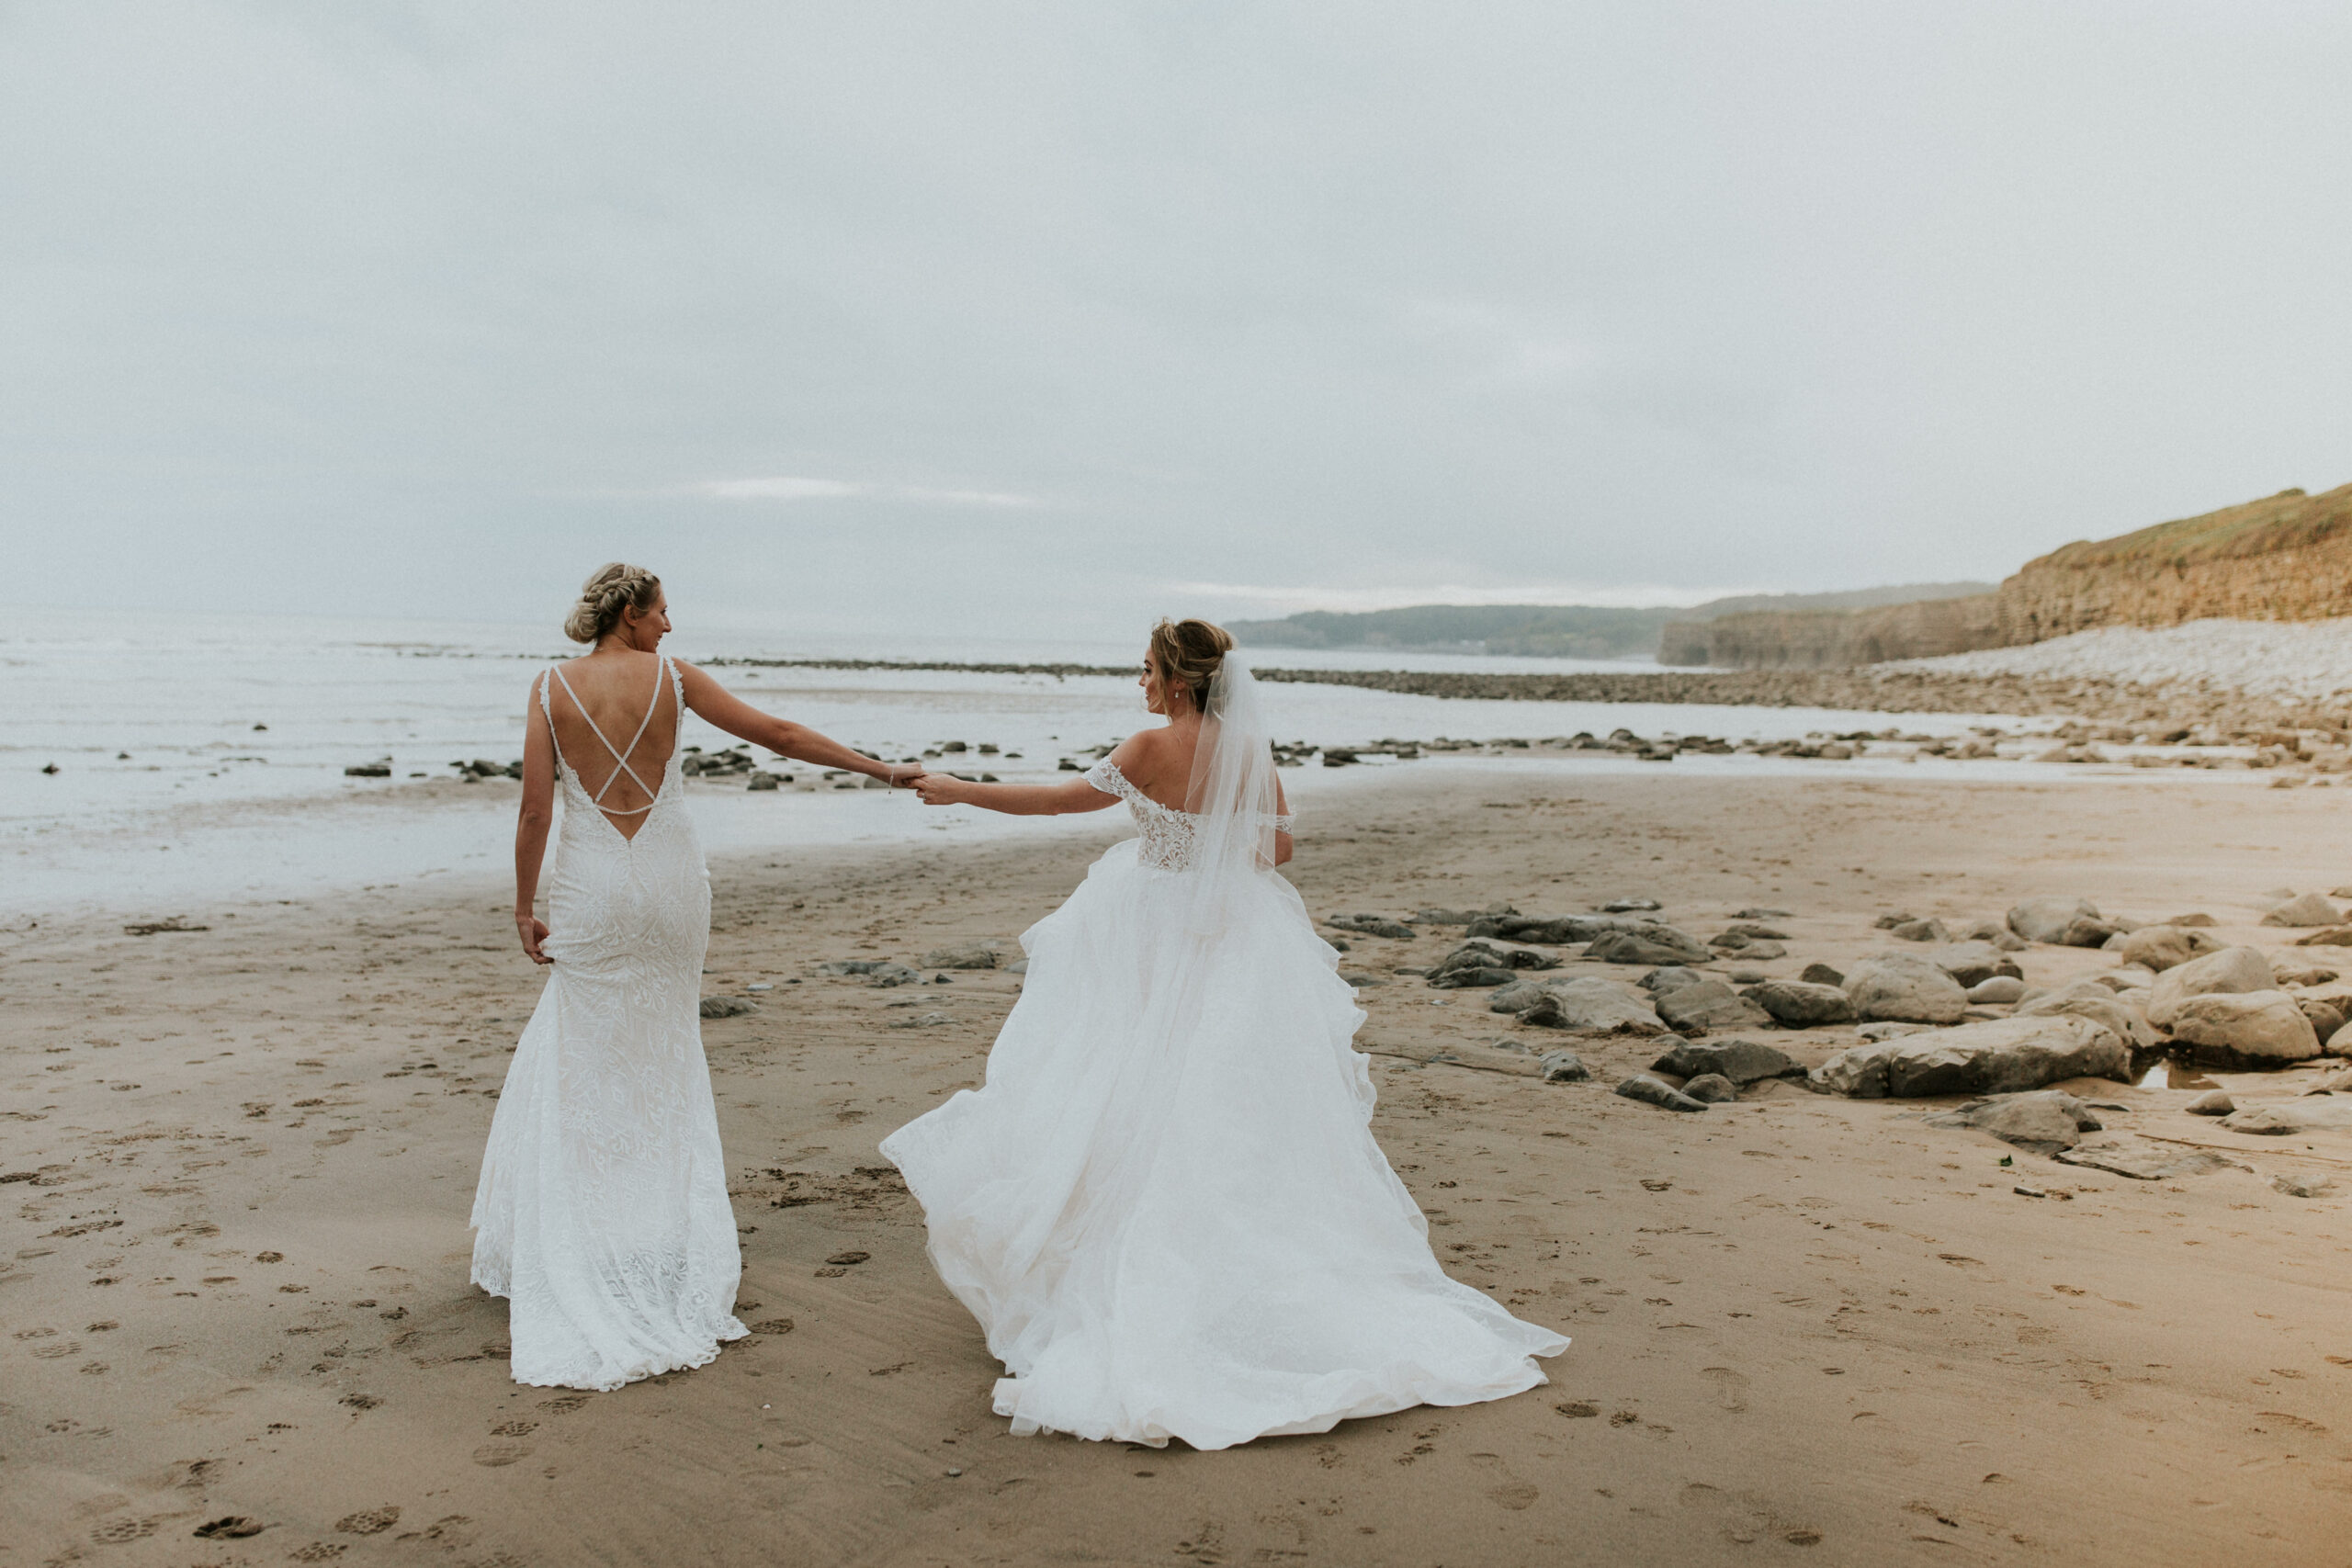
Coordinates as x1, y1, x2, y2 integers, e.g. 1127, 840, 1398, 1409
540, 650, 680, 834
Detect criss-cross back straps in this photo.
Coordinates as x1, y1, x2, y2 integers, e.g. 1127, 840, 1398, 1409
547, 658, 674, 817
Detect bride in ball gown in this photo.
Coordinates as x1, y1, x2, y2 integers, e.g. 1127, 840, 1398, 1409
473, 562, 915, 1392
881, 618, 1566, 1450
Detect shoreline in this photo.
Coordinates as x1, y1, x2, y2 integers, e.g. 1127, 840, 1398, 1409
0, 753, 2309, 927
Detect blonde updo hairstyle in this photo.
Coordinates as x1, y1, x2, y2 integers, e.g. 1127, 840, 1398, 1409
1148, 617, 1235, 715
564, 563, 662, 644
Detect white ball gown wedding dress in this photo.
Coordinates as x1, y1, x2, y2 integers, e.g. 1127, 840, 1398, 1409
880, 661, 1566, 1450
470, 657, 746, 1390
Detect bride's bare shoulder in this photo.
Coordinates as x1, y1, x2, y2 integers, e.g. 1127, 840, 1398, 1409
1108, 728, 1171, 769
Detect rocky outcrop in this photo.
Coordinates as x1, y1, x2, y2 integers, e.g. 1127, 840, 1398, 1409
1662, 594, 2009, 670
1997, 483, 2352, 640
1653, 479, 2352, 670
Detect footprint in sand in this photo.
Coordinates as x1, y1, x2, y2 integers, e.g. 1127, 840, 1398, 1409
334, 1506, 400, 1535
538, 1394, 588, 1413
1698, 1366, 1751, 1413
472, 1440, 532, 1467
1469, 1452, 1539, 1509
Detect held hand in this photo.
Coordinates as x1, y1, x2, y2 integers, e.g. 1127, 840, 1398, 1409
516, 912, 551, 964
884, 761, 927, 788
913, 773, 969, 807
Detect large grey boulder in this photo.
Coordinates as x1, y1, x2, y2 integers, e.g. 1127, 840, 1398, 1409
1650, 1038, 1804, 1085
2261, 891, 2342, 928
1519, 977, 1669, 1036
1752, 979, 1855, 1026
1808, 1014, 2130, 1099
2008, 897, 2120, 947
2147, 945, 2275, 1027
1924, 1090, 2104, 1154
1843, 953, 1969, 1024
2014, 978, 2159, 1050
2117, 924, 2224, 973
1928, 941, 2024, 988
1585, 925, 1714, 965
1654, 976, 1774, 1035
2166, 990, 2323, 1064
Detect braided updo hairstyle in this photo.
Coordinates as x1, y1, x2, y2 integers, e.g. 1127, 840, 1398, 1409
1148, 617, 1235, 715
563, 563, 662, 644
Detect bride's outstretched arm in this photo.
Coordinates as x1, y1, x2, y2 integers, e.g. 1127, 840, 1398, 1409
913, 773, 1122, 816
674, 662, 915, 784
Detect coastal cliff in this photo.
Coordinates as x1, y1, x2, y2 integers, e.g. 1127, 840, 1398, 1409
1658, 594, 2007, 669
1997, 482, 2352, 639
1664, 481, 2352, 668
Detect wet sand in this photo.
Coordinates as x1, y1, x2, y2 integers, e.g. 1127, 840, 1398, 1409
4, 768, 2348, 1566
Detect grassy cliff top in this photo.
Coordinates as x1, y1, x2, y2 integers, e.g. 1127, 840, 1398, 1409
2027, 481, 2352, 572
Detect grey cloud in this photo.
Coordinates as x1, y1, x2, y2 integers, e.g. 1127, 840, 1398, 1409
5, 2, 2349, 641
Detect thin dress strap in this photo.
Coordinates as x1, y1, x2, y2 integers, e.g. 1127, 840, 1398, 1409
537, 670, 566, 769
548, 660, 669, 816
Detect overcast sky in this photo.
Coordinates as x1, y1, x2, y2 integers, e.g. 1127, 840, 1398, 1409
6, 2, 2348, 643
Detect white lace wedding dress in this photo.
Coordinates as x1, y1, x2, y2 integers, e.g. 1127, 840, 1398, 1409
470, 657, 746, 1390
880, 688, 1567, 1450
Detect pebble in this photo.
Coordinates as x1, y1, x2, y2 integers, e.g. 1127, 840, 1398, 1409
2185, 1089, 2234, 1115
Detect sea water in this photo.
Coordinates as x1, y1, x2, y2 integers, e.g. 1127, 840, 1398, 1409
0, 604, 2208, 919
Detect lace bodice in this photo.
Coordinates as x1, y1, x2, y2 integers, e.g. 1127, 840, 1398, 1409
1083, 761, 1294, 873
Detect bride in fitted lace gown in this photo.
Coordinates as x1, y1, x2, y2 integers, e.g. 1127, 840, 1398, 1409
472, 564, 914, 1391
881, 619, 1566, 1450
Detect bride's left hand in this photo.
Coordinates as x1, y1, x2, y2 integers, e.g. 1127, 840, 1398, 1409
913, 773, 968, 806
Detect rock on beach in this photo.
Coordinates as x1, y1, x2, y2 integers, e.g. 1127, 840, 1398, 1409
1842, 953, 1969, 1024
1810, 1014, 2130, 1099
1584, 925, 1714, 965
2166, 990, 2323, 1064
1652, 976, 1773, 1035
1924, 1090, 2105, 1155
2007, 897, 2120, 948
2146, 945, 2275, 1028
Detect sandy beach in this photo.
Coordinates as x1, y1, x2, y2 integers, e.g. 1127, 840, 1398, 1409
6, 765, 2350, 1567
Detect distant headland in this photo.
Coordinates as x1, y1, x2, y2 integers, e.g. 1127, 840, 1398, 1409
1232, 480, 2352, 670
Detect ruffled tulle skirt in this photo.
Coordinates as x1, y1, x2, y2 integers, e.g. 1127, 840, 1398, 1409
878, 842, 1567, 1450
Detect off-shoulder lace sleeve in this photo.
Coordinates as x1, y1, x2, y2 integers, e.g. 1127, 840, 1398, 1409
1082, 759, 1137, 803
